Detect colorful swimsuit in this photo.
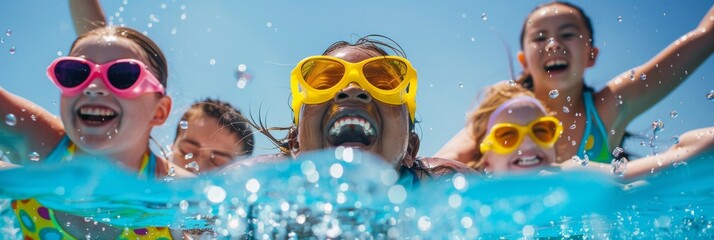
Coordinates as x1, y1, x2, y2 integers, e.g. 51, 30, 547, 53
577, 90, 612, 163
12, 136, 173, 240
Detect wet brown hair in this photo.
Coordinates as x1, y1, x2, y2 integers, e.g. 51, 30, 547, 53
69, 26, 168, 88
175, 98, 255, 155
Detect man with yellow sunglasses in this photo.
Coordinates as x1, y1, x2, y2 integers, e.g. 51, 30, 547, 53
286, 35, 471, 186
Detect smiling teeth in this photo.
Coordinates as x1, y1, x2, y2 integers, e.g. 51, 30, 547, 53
330, 117, 374, 136
545, 59, 568, 68
516, 156, 541, 166
80, 106, 117, 117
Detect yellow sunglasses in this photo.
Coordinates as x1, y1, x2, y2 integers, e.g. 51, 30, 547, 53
480, 116, 563, 154
290, 55, 418, 124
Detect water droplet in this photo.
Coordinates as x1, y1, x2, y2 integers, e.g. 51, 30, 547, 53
639, 73, 647, 81
184, 161, 199, 171
517, 150, 522, 155
0, 38, 3, 44
547, 37, 555, 45
180, 4, 186, 10
481, 13, 488, 21
569, 124, 576, 130
28, 152, 40, 161
30, 114, 36, 121
611, 157, 628, 177
179, 120, 188, 129
209, 58, 216, 65
458, 82, 464, 88
246, 178, 260, 193
671, 136, 680, 144
84, 216, 92, 222
706, 90, 714, 101
417, 216, 432, 231
562, 106, 570, 113
629, 69, 635, 80
171, 27, 177, 35
640, 141, 646, 146
180, 13, 187, 20
612, 147, 624, 157
179, 200, 189, 211
56, 51, 62, 56
266, 22, 272, 27
610, 129, 616, 135
164, 167, 176, 181
5, 114, 17, 126
651, 120, 664, 133
566, 96, 571, 102
508, 79, 516, 86
5, 29, 11, 37
617, 16, 622, 22
184, 153, 193, 160
236, 77, 248, 89
571, 140, 577, 146
549, 89, 559, 99
669, 110, 678, 118
161, 3, 167, 9
9, 46, 16, 55
237, 64, 247, 72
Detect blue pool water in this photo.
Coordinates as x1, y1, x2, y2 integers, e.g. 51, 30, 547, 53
1, 149, 713, 239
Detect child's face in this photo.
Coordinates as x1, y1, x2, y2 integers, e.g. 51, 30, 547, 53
520, 3, 596, 90
60, 34, 169, 155
296, 46, 411, 166
483, 102, 556, 174
171, 115, 243, 173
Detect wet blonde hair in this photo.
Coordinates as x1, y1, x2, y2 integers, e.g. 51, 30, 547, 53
465, 82, 547, 170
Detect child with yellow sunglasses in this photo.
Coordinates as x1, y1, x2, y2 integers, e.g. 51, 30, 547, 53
443, 83, 560, 174
439, 82, 714, 178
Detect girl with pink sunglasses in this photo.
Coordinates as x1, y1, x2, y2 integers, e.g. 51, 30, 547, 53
0, 15, 190, 240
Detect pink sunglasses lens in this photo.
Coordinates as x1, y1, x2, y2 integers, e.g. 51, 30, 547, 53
54, 60, 91, 88
107, 62, 142, 90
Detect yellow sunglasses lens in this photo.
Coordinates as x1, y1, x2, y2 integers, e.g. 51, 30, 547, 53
363, 58, 407, 90
301, 58, 345, 90
493, 126, 520, 149
532, 120, 557, 143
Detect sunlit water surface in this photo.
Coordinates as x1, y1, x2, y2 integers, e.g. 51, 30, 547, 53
1, 149, 713, 239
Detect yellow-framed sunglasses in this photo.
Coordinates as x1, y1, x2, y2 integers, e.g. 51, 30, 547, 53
480, 116, 563, 154
290, 55, 418, 124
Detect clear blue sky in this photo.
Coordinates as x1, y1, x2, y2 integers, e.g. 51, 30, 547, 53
1, 0, 712, 158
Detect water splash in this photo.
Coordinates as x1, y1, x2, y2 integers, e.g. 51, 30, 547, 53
184, 161, 199, 172
4, 114, 16, 126
669, 110, 678, 118
28, 152, 40, 161
549, 89, 560, 99
611, 157, 628, 177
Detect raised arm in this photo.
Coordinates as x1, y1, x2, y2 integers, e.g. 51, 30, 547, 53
560, 127, 714, 180
606, 5, 714, 125
0, 88, 65, 164
69, 0, 106, 36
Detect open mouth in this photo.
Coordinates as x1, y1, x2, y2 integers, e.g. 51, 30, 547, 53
76, 105, 118, 126
513, 155, 543, 167
543, 59, 569, 73
326, 116, 377, 147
